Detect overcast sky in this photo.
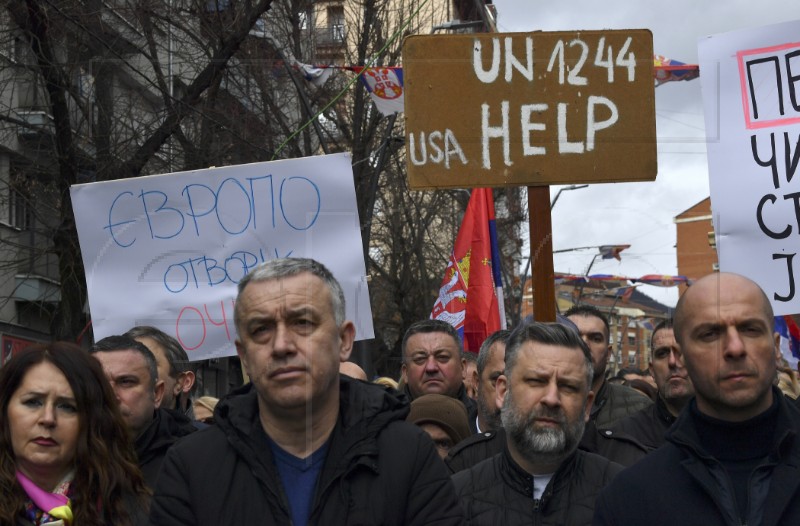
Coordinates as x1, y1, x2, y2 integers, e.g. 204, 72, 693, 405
490, 1, 797, 307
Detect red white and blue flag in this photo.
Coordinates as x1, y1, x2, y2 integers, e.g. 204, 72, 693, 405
775, 315, 800, 368
654, 55, 699, 86
431, 188, 505, 352
599, 245, 631, 261
349, 66, 404, 116
634, 274, 691, 287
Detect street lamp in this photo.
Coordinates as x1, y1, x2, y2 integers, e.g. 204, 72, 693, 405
550, 184, 589, 210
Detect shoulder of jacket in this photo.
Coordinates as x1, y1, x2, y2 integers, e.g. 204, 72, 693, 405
446, 430, 497, 461
451, 454, 500, 492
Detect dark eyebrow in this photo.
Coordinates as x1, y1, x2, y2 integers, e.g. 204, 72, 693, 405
20, 391, 76, 402
114, 374, 141, 383
737, 318, 769, 329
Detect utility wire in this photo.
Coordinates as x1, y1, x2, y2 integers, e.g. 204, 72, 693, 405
269, 0, 433, 160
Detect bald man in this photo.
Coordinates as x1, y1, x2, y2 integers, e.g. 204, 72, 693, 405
595, 273, 800, 526
340, 361, 368, 381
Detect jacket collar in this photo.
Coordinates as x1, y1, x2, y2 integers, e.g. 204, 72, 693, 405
499, 437, 579, 500
590, 380, 608, 418
215, 376, 411, 475
667, 386, 796, 461
655, 394, 678, 426
134, 408, 196, 462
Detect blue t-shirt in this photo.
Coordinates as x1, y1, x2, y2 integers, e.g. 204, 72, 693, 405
266, 433, 330, 526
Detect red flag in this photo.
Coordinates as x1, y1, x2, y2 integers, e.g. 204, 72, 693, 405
431, 189, 500, 352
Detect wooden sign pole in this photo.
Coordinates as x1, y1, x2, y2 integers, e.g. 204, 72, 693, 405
528, 185, 556, 322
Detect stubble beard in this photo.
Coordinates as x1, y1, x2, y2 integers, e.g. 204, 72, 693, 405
477, 390, 502, 431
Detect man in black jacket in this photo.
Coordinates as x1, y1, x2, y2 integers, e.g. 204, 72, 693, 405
452, 322, 623, 525
150, 258, 463, 525
565, 305, 652, 431
401, 319, 479, 433
594, 272, 800, 526
125, 325, 198, 422
90, 335, 196, 489
595, 319, 695, 466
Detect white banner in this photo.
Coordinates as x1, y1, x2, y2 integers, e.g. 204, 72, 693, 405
71, 153, 374, 360
699, 20, 800, 314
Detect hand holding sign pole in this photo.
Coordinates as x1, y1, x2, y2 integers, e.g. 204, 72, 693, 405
403, 31, 656, 321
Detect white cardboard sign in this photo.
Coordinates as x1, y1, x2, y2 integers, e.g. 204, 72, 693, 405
699, 20, 800, 314
70, 153, 374, 360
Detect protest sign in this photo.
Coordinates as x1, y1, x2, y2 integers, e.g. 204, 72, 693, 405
70, 153, 373, 360
699, 20, 800, 314
403, 30, 657, 189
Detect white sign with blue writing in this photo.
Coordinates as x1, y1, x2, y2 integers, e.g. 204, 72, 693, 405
699, 20, 800, 315
71, 153, 373, 359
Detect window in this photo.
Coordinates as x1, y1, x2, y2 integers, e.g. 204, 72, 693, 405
298, 8, 312, 30
328, 6, 344, 42
8, 186, 30, 230
627, 351, 637, 366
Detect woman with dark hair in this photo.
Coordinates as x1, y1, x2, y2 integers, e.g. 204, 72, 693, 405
0, 342, 149, 525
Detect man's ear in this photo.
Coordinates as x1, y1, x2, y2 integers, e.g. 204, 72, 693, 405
153, 379, 166, 409
339, 321, 356, 362
495, 374, 509, 411
461, 358, 467, 380
177, 371, 195, 395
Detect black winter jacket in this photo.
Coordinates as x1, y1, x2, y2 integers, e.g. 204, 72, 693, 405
590, 381, 653, 430
135, 408, 197, 489
589, 395, 679, 467
452, 445, 623, 526
150, 376, 464, 525
594, 388, 800, 526
445, 428, 505, 474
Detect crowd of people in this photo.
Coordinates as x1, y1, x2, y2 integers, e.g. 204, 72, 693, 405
1, 257, 799, 525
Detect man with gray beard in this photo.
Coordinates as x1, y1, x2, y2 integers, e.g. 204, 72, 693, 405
452, 322, 623, 525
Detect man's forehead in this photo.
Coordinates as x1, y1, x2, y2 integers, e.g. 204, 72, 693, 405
135, 336, 169, 364
95, 349, 149, 374
487, 342, 506, 363
240, 274, 330, 311
516, 341, 587, 373
407, 331, 459, 352
652, 328, 676, 345
568, 314, 606, 333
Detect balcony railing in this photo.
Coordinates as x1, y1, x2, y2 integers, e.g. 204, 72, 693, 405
16, 110, 55, 140
314, 24, 346, 46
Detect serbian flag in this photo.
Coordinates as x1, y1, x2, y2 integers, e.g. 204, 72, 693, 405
775, 315, 800, 368
654, 55, 699, 86
349, 66, 404, 116
431, 188, 504, 352
634, 274, 690, 287
598, 245, 631, 261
